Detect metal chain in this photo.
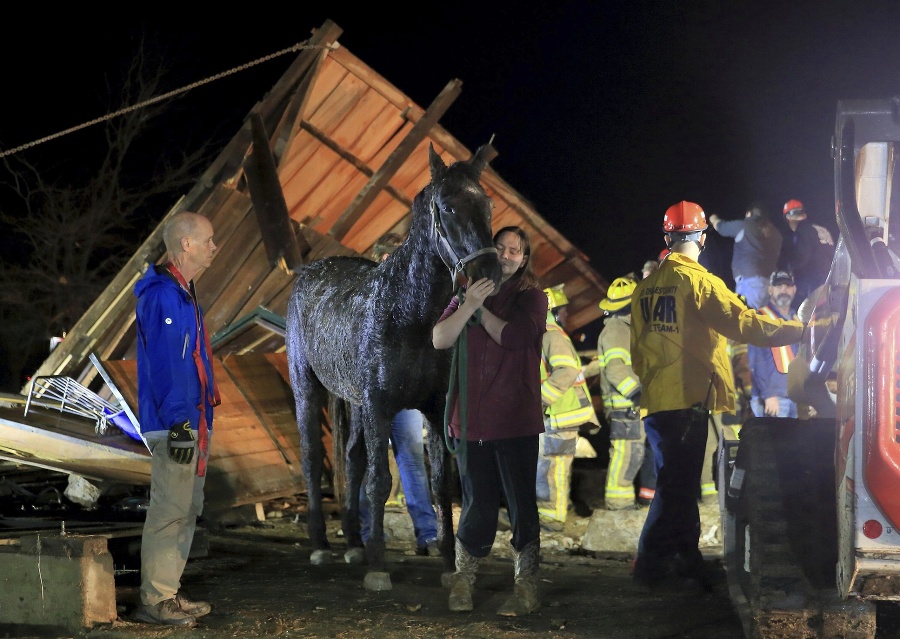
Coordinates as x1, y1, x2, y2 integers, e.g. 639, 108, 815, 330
0, 41, 328, 159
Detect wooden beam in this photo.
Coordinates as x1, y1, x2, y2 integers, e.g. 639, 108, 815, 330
328, 79, 463, 241
244, 112, 310, 269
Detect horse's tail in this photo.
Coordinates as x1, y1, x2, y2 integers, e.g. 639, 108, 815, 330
328, 393, 350, 506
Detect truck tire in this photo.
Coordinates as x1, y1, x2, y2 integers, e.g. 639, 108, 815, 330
719, 417, 876, 639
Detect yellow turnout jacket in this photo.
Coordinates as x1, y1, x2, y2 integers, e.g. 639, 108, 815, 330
630, 252, 804, 415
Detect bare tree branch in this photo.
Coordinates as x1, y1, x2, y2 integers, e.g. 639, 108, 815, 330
0, 40, 214, 390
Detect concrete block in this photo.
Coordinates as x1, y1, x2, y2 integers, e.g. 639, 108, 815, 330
0, 534, 116, 632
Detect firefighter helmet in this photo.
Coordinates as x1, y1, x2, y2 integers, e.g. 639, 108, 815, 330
598, 277, 636, 313
783, 198, 806, 219
663, 201, 707, 233
544, 285, 569, 310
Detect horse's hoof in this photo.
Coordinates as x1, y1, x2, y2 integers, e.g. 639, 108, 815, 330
441, 571, 455, 589
310, 549, 334, 566
344, 547, 366, 564
363, 571, 392, 591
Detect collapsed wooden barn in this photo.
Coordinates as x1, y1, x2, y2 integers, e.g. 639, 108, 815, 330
0, 19, 609, 519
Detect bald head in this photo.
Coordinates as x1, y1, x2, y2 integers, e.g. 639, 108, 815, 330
164, 211, 217, 281
164, 212, 207, 256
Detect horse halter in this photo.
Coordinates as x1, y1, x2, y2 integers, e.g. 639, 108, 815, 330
428, 191, 498, 285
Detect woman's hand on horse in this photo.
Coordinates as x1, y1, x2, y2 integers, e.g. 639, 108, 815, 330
464, 278, 495, 309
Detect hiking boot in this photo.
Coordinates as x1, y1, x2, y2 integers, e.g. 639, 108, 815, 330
448, 538, 480, 612
175, 593, 212, 617
133, 598, 198, 627
497, 538, 540, 616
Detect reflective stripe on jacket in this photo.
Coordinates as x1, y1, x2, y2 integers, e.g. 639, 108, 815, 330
541, 320, 600, 430
597, 313, 641, 415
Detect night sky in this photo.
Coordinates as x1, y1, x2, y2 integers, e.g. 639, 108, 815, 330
3, 3, 900, 285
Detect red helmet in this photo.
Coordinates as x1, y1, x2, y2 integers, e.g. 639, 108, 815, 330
663, 201, 707, 233
783, 199, 806, 218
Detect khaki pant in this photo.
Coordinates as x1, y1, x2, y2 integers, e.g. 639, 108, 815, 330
141, 435, 207, 606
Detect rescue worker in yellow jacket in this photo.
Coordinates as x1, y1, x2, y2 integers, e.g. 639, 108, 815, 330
595, 277, 652, 510
630, 201, 804, 595
538, 285, 600, 531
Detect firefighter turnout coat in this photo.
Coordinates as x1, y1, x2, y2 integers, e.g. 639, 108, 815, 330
630, 252, 804, 415
540, 318, 599, 432
597, 313, 641, 418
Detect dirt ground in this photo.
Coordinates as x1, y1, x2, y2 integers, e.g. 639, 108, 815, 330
86, 513, 742, 639
69, 466, 749, 639
9, 460, 900, 639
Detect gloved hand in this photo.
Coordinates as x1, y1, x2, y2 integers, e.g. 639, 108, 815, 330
167, 421, 195, 464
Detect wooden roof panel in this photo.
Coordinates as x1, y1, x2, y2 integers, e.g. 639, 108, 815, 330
304, 71, 369, 137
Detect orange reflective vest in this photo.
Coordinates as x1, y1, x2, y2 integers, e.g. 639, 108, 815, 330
759, 305, 798, 374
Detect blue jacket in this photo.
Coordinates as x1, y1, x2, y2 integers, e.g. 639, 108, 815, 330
134, 264, 216, 437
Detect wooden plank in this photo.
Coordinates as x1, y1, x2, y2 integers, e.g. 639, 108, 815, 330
346, 101, 408, 165
328, 79, 463, 241
219, 354, 301, 466
282, 143, 343, 225
266, 37, 331, 167
204, 242, 274, 335
232, 269, 295, 322
243, 112, 309, 270
254, 20, 344, 143
299, 50, 349, 127
195, 213, 263, 314
301, 157, 372, 232
342, 198, 412, 253
296, 121, 412, 207
305, 72, 370, 143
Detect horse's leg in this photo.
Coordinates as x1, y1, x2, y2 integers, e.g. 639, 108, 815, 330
423, 411, 457, 587
291, 363, 332, 565
342, 405, 366, 565
361, 406, 393, 591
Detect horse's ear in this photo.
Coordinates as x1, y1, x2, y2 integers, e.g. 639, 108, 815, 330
470, 145, 491, 176
428, 143, 448, 182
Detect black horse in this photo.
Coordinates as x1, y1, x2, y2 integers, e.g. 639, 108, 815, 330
286, 144, 502, 590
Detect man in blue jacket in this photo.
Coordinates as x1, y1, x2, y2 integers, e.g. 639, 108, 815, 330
133, 211, 220, 627
748, 270, 800, 418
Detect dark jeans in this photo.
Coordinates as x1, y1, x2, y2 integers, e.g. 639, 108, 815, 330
634, 408, 708, 580
455, 435, 540, 557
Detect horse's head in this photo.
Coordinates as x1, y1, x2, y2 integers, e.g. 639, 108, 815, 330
427, 144, 503, 290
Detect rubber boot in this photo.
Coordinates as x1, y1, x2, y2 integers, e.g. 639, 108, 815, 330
448, 538, 480, 612
496, 538, 540, 616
